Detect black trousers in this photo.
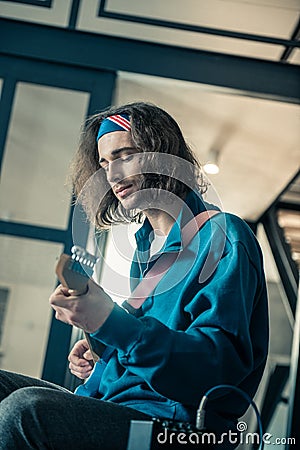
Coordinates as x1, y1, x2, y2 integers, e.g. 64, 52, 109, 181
0, 369, 151, 450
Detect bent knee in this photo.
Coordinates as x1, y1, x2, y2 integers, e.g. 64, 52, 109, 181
1, 386, 50, 417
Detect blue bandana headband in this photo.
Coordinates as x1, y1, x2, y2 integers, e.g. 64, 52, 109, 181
97, 114, 131, 141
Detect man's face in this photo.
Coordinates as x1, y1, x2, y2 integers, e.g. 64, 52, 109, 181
98, 131, 142, 209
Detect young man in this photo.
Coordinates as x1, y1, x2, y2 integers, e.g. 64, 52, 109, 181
0, 102, 268, 449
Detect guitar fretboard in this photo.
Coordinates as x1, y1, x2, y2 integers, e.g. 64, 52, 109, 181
69, 245, 98, 278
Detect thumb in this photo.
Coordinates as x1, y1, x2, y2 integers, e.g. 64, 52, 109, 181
83, 349, 93, 361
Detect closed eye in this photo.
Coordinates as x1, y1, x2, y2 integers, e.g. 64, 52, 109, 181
99, 160, 109, 171
100, 153, 134, 169
121, 154, 134, 163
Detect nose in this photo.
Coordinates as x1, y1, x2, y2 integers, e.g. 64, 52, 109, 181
106, 159, 124, 185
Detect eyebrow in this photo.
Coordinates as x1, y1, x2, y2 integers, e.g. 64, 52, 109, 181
98, 147, 136, 164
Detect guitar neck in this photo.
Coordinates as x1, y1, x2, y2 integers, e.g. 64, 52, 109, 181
55, 247, 105, 363
83, 333, 102, 363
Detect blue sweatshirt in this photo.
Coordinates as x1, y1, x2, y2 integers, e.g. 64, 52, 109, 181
76, 191, 269, 434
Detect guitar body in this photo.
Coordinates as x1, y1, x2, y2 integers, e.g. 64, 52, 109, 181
55, 246, 105, 363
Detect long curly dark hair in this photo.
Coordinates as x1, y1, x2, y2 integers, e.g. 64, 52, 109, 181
69, 102, 207, 229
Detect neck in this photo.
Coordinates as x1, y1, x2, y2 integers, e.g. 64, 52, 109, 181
143, 193, 187, 235
144, 209, 176, 236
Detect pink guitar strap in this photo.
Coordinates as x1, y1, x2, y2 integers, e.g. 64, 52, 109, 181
126, 210, 220, 310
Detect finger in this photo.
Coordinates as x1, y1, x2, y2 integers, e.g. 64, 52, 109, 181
67, 289, 85, 297
69, 361, 92, 373
68, 340, 90, 362
69, 363, 93, 379
69, 368, 92, 380
68, 356, 90, 366
49, 288, 72, 306
50, 294, 77, 309
54, 310, 68, 324
54, 285, 70, 296
83, 349, 93, 361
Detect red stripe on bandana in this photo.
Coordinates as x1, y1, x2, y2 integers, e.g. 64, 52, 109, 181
108, 115, 131, 131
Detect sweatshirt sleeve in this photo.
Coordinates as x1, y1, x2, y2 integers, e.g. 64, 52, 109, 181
90, 241, 268, 406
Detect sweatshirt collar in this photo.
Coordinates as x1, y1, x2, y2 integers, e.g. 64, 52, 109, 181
134, 190, 217, 255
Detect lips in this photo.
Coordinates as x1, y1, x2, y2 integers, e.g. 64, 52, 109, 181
115, 184, 133, 198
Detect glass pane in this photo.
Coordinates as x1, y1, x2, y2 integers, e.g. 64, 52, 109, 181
0, 0, 72, 27
0, 82, 89, 228
0, 235, 63, 377
100, 223, 141, 305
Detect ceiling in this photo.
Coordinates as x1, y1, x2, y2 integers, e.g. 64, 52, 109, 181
78, 0, 300, 62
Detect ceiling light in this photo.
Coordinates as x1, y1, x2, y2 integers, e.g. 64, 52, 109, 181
203, 149, 220, 175
203, 162, 220, 174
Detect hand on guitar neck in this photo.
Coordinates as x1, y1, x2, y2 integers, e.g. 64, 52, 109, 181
51, 246, 114, 363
